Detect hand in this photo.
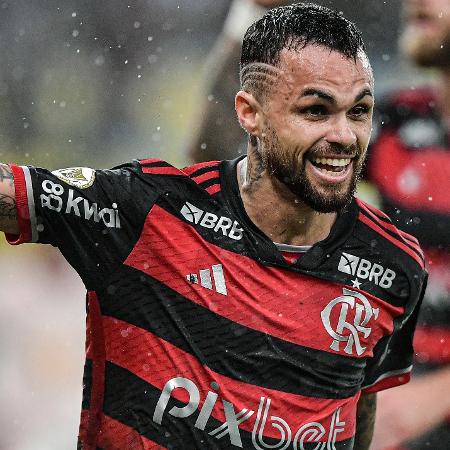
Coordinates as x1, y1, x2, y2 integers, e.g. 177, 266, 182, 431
252, 0, 290, 7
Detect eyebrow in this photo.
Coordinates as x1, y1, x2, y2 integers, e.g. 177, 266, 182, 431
301, 88, 373, 104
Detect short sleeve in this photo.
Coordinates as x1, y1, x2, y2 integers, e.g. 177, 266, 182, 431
6, 163, 158, 289
362, 274, 427, 393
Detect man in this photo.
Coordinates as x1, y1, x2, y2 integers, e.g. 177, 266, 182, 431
369, 0, 450, 448
0, 4, 426, 449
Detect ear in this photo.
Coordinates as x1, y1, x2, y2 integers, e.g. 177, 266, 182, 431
235, 90, 263, 138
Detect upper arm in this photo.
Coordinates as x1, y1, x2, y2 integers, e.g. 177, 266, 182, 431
354, 393, 377, 450
0, 164, 19, 234
5, 163, 159, 289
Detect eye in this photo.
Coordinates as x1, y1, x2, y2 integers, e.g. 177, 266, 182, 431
349, 104, 371, 118
301, 105, 328, 117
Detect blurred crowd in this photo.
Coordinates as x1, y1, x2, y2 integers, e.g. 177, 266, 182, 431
0, 0, 448, 449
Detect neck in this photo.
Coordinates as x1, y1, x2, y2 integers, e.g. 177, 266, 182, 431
237, 145, 337, 246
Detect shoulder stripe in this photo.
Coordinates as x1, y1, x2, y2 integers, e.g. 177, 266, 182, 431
142, 166, 184, 176
357, 199, 424, 258
183, 160, 220, 176
139, 158, 184, 176
139, 158, 167, 167
356, 198, 391, 221
182, 161, 222, 194
205, 184, 221, 195
358, 213, 425, 268
190, 169, 220, 185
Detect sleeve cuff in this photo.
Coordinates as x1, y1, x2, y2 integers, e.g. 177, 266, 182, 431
5, 164, 36, 245
362, 366, 412, 394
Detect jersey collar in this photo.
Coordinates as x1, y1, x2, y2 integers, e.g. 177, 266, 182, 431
219, 156, 359, 271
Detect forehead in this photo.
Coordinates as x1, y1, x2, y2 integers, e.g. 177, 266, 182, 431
272, 45, 373, 99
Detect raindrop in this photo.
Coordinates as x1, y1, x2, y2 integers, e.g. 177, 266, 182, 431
72, 30, 79, 37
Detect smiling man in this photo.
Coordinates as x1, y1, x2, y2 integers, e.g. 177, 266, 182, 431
0, 4, 427, 450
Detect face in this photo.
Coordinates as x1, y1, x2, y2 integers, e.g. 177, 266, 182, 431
401, 0, 450, 67
256, 45, 374, 213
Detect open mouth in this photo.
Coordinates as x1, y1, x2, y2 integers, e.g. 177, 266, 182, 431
308, 157, 353, 177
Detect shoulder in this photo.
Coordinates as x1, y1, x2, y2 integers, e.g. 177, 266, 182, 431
110, 158, 223, 196
354, 197, 425, 272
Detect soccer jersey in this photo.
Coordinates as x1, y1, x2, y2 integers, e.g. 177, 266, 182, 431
369, 87, 450, 449
7, 157, 427, 450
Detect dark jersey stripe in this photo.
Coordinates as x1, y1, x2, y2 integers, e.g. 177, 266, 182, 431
102, 362, 356, 449
191, 170, 220, 185
183, 161, 220, 177
102, 314, 360, 430
358, 201, 423, 258
358, 213, 425, 268
99, 265, 365, 399
97, 414, 164, 449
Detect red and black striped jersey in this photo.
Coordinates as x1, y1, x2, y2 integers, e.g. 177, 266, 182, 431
7, 157, 427, 450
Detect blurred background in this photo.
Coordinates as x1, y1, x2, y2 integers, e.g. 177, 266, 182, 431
0, 1, 433, 449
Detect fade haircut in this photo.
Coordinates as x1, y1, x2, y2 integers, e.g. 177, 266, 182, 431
240, 3, 366, 100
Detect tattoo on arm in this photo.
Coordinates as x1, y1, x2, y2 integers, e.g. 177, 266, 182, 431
0, 165, 14, 186
0, 194, 17, 220
354, 393, 377, 450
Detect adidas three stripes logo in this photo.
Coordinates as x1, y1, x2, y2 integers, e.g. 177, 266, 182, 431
186, 264, 228, 296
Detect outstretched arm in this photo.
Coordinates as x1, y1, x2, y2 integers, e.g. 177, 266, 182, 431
0, 164, 18, 234
354, 393, 377, 450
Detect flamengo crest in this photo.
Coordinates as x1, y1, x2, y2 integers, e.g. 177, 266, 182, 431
321, 288, 379, 356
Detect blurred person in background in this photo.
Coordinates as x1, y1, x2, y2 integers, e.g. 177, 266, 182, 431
0, 4, 428, 449
369, 0, 450, 448
188, 0, 290, 162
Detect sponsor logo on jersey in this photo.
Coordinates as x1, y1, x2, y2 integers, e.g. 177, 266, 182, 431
154, 375, 345, 449
40, 179, 120, 228
321, 288, 379, 356
186, 263, 227, 295
52, 167, 95, 189
338, 252, 396, 289
180, 201, 243, 241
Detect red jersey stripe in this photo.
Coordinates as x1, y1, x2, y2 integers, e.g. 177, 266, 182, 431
358, 213, 425, 269
103, 315, 358, 440
98, 413, 166, 450
356, 199, 423, 257
183, 161, 220, 176
205, 184, 221, 195
362, 371, 411, 395
191, 170, 220, 185
5, 164, 32, 244
81, 292, 107, 450
124, 205, 403, 358
142, 166, 184, 176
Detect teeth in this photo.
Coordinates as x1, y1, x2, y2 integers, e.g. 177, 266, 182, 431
311, 157, 351, 167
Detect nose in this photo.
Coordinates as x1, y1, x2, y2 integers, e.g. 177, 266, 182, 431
324, 116, 357, 148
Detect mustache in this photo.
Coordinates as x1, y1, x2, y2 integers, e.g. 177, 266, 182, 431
306, 142, 360, 158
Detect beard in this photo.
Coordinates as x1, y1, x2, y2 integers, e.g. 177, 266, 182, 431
260, 126, 364, 213
400, 26, 450, 68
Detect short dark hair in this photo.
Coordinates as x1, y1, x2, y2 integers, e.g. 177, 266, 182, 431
240, 3, 366, 95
